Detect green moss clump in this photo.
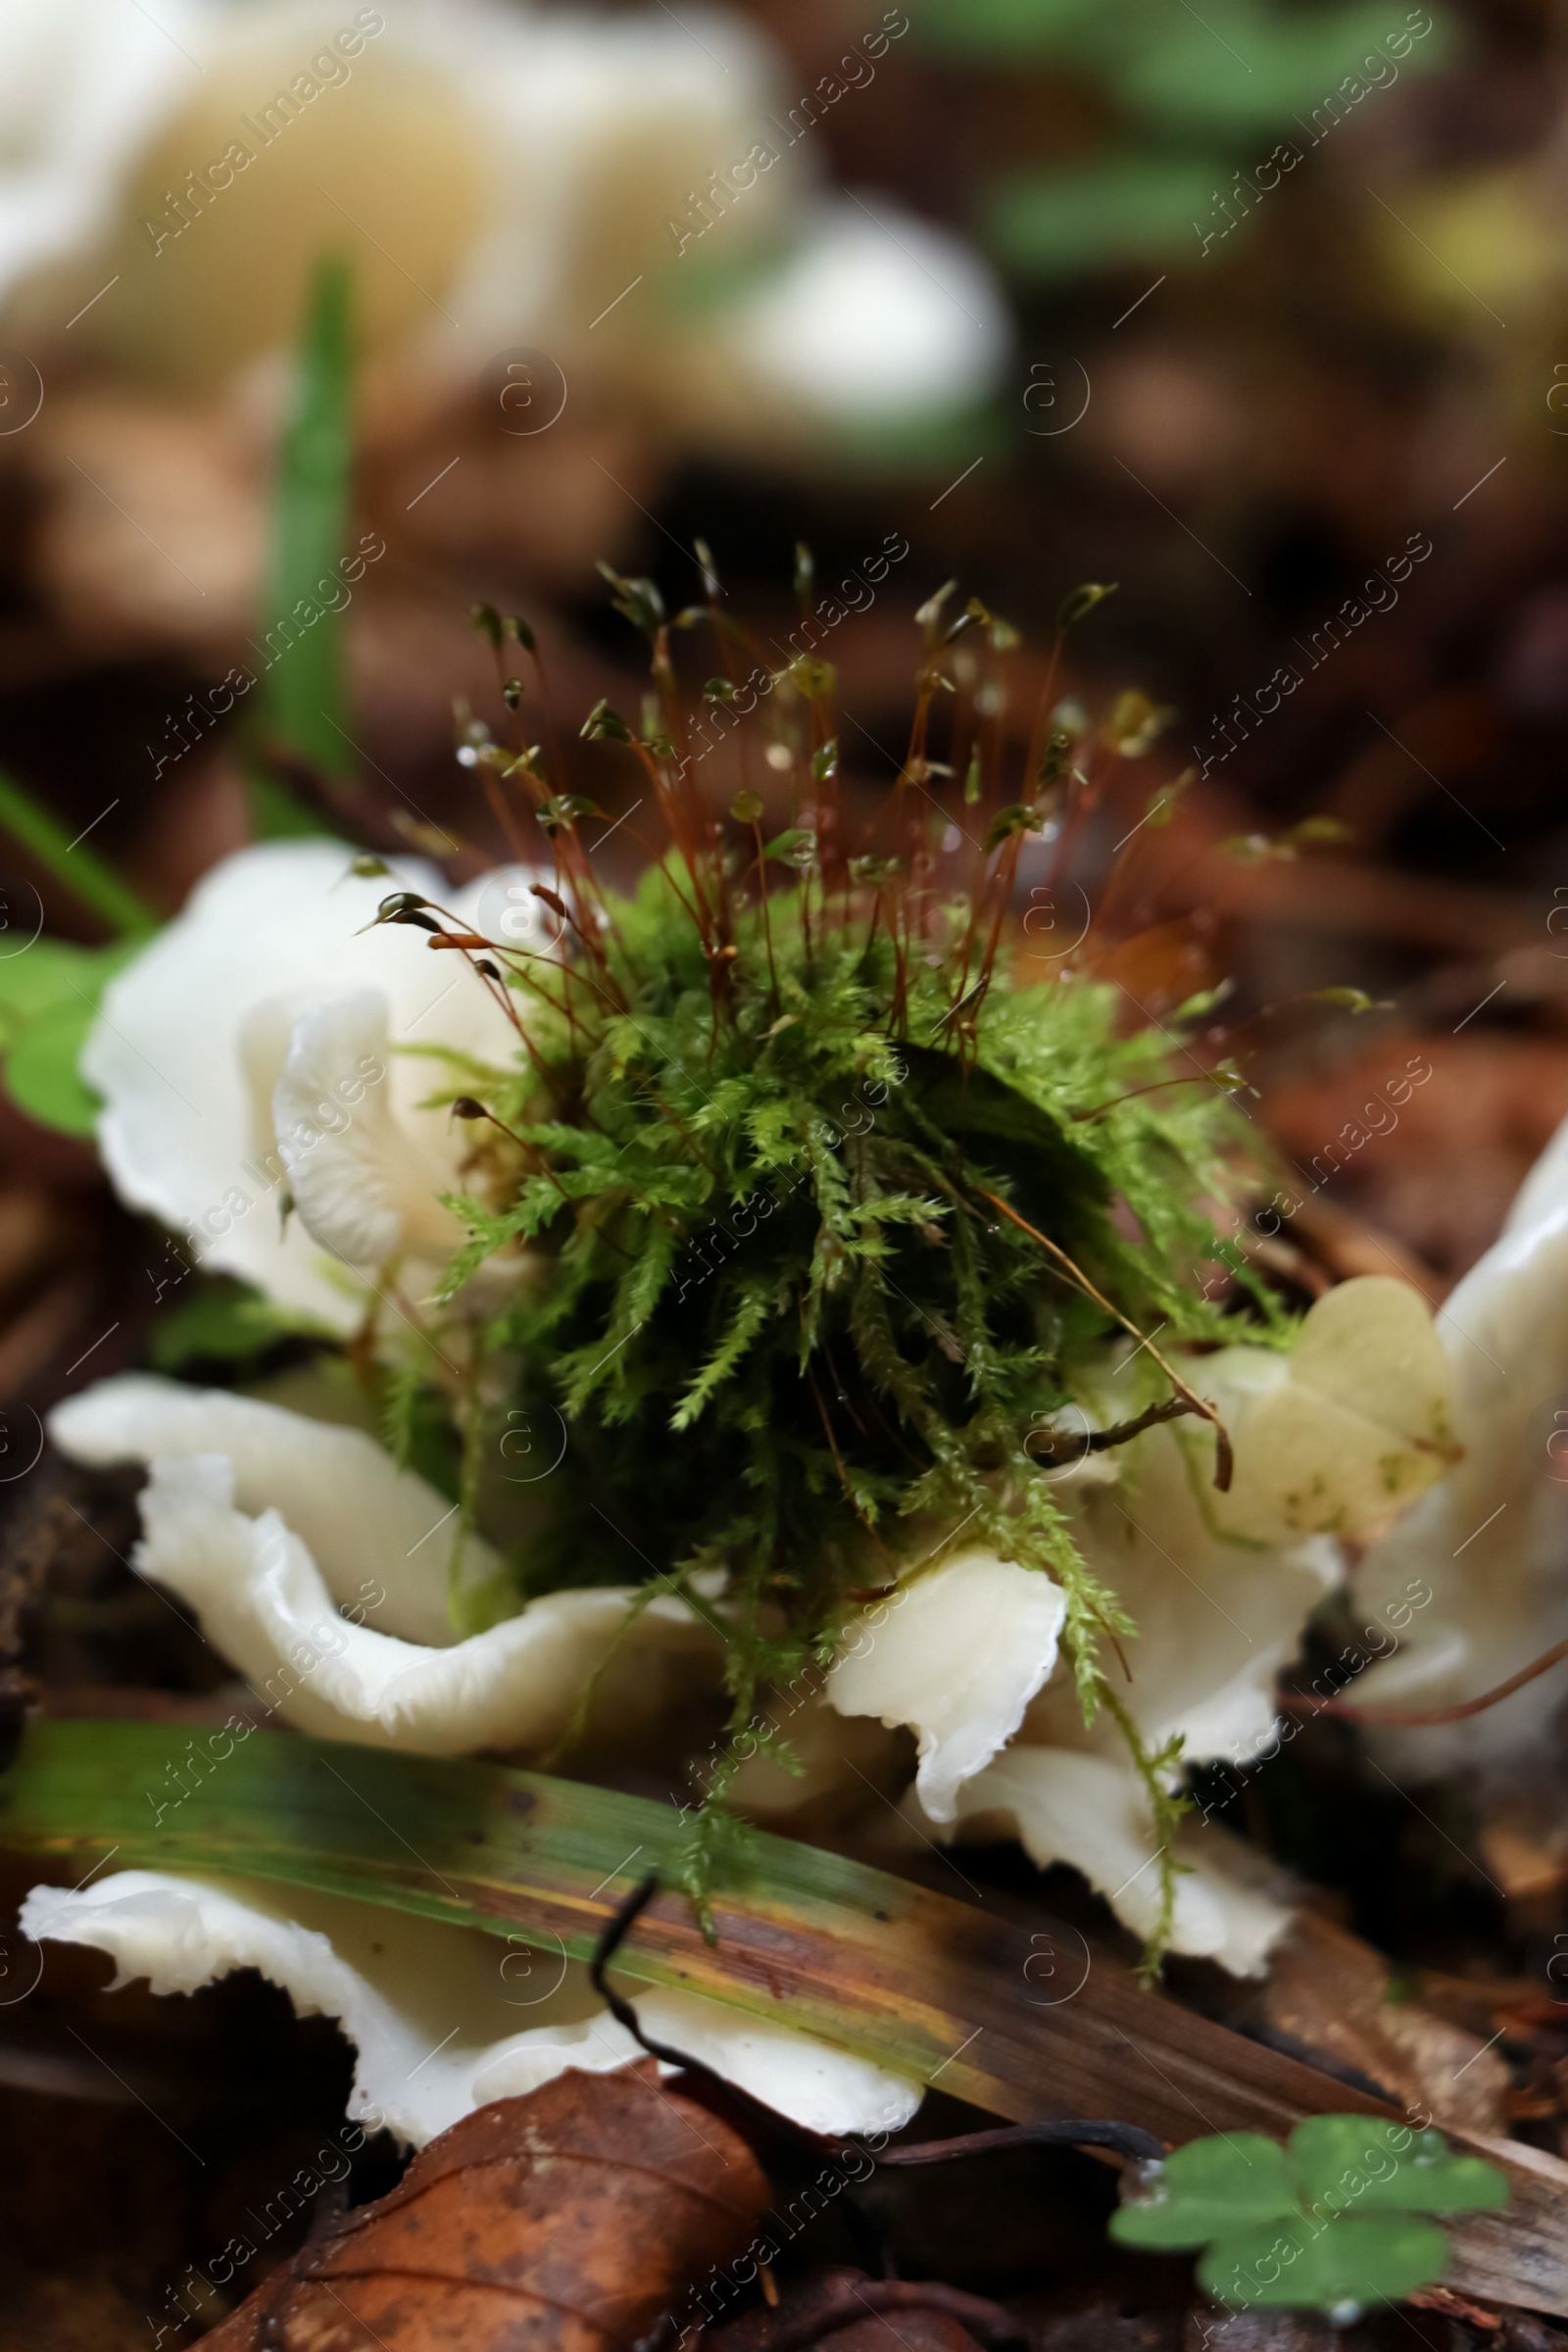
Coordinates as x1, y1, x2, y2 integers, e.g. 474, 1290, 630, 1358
377, 569, 1287, 1969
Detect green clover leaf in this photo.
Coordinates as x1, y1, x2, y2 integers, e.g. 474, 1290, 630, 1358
1110, 2134, 1300, 2249
1110, 2115, 1508, 2316
1289, 2117, 1510, 2217
1199, 2214, 1448, 2312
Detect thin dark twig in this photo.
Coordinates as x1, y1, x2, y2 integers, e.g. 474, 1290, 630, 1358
591, 1877, 902, 2278
1279, 1635, 1568, 1727
1026, 1393, 1201, 1467
591, 1876, 837, 2169
591, 1882, 1166, 2224
976, 1186, 1233, 1490
879, 2119, 1166, 2168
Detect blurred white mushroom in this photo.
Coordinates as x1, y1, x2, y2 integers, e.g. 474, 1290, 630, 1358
1352, 1114, 1568, 1778
0, 0, 1007, 445
20, 1870, 919, 2143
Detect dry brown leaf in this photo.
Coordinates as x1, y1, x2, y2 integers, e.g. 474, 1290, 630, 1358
200, 2061, 771, 2351
1263, 1910, 1508, 2136
26, 393, 263, 660
0, 2270, 154, 2352
1070, 916, 1227, 1021
712, 2267, 1015, 2352
1263, 1032, 1568, 1284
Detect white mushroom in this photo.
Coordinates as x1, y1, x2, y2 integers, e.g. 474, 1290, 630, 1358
48, 1375, 716, 1753
1352, 1112, 1568, 1776
825, 1549, 1067, 1824
827, 1278, 1456, 1970
84, 840, 537, 1328
0, 0, 1006, 442
20, 1870, 919, 2145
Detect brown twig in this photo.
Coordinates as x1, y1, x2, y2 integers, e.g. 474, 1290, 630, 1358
879, 2118, 1165, 2169
1025, 1393, 1202, 1466
975, 1187, 1233, 1489
1280, 1636, 1568, 1727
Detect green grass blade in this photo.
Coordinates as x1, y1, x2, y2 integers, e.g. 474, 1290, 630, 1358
0, 1721, 1038, 2114
256, 254, 354, 793
0, 772, 157, 938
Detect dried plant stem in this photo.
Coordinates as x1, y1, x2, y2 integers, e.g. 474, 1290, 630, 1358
1280, 1636, 1568, 1727
976, 1185, 1234, 1490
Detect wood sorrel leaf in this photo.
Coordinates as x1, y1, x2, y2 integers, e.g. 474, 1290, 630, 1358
1198, 2213, 1448, 2313
1115, 2113, 1509, 2315
1110, 2133, 1299, 2250
1289, 2117, 1509, 2216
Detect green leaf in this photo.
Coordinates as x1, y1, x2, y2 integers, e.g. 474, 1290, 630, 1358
5, 994, 106, 1135
1119, 4, 1450, 137
0, 935, 139, 1137
991, 158, 1227, 277
149, 1281, 335, 1373
1289, 2118, 1509, 2217
1110, 2133, 1300, 2250
1199, 2213, 1448, 2312
0, 938, 115, 1030
913, 0, 1454, 127
0, 771, 157, 938
1116, 2115, 1508, 2314
258, 254, 355, 785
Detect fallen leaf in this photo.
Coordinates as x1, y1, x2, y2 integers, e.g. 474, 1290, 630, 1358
1263, 1034, 1568, 1286
201, 2062, 772, 2349
1263, 1912, 1508, 2137
712, 2266, 1019, 2352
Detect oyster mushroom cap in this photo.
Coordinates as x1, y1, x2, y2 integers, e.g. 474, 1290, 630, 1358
20, 1869, 919, 2146
82, 840, 535, 1327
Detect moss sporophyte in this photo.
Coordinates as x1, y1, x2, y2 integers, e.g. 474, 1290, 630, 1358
359, 563, 1301, 1974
